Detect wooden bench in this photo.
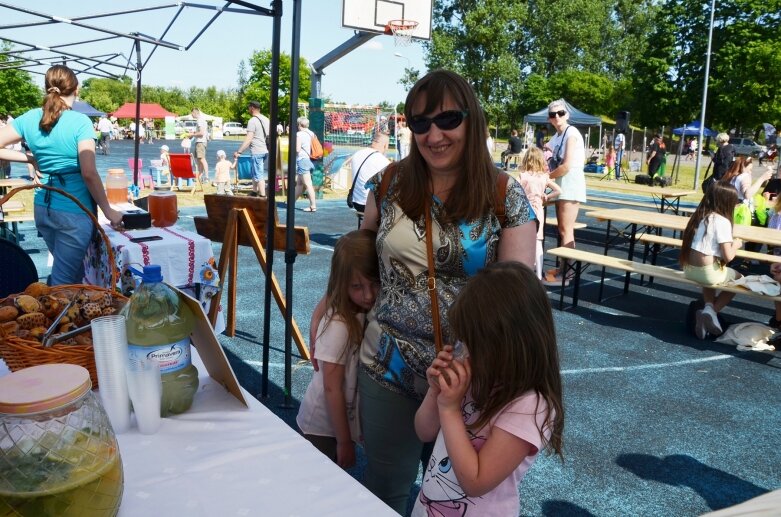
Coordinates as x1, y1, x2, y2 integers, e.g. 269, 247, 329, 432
546, 246, 781, 309
587, 195, 659, 211
545, 217, 587, 230
636, 233, 781, 265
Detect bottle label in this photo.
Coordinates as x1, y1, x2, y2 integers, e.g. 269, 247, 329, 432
128, 338, 192, 374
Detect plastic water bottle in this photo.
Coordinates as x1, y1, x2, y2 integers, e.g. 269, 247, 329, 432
121, 265, 199, 416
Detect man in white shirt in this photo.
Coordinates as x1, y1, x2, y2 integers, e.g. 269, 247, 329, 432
396, 120, 411, 159
191, 107, 209, 183
614, 130, 626, 180
347, 133, 390, 213
97, 116, 112, 155
234, 101, 270, 197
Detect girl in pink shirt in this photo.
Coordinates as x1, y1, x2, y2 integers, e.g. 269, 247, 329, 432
413, 262, 564, 516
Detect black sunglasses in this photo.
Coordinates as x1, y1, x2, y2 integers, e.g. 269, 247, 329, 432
408, 110, 468, 134
548, 110, 567, 118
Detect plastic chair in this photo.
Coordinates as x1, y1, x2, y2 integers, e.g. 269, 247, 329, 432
168, 153, 203, 195
0, 239, 39, 298
128, 158, 154, 189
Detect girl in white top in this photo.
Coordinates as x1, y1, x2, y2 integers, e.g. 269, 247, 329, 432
297, 230, 379, 468
544, 99, 586, 285
413, 262, 563, 517
518, 147, 562, 279
680, 182, 743, 339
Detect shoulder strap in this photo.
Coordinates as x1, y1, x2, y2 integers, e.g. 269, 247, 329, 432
350, 151, 379, 192
378, 165, 509, 226
252, 116, 268, 140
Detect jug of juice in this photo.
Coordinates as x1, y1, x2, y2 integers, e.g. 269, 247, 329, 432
105, 169, 128, 205
0, 364, 124, 516
121, 265, 199, 416
148, 191, 178, 227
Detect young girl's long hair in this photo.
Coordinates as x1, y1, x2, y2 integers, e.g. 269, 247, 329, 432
679, 182, 738, 266
719, 156, 752, 185
323, 230, 379, 349
40, 65, 78, 133
447, 261, 564, 457
520, 147, 546, 174
397, 69, 498, 223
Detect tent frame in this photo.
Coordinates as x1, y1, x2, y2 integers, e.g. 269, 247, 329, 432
1, 0, 304, 405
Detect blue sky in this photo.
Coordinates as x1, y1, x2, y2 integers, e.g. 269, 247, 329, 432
1, 1, 428, 105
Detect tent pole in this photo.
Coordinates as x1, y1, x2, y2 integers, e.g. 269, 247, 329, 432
132, 38, 142, 187
642, 127, 646, 173
261, 0, 283, 400
694, 0, 717, 189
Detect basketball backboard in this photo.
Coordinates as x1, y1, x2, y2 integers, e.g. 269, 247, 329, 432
342, 0, 432, 41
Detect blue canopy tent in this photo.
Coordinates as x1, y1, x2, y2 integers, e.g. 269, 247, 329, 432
72, 101, 106, 118
670, 121, 719, 184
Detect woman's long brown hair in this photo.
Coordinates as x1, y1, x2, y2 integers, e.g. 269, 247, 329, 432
395, 69, 497, 223
719, 155, 752, 185
40, 65, 78, 133
448, 261, 564, 458
321, 230, 379, 351
679, 182, 738, 266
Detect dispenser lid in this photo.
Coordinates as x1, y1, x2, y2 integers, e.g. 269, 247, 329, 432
142, 264, 163, 283
0, 364, 92, 414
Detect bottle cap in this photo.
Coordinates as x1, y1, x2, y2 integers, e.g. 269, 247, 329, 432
142, 264, 163, 283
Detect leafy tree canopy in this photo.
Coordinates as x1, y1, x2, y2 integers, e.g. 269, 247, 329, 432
0, 42, 43, 116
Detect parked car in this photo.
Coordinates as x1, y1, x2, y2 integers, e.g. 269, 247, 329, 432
175, 120, 198, 136
222, 122, 247, 137
729, 137, 767, 157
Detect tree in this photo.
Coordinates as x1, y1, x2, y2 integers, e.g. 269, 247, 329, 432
0, 42, 42, 116
240, 50, 310, 127
79, 76, 134, 114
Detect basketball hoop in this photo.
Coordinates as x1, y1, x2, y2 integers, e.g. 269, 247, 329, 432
386, 19, 418, 47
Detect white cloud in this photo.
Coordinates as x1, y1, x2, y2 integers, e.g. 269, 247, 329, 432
364, 40, 384, 51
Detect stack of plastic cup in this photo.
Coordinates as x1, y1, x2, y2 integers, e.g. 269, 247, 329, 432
126, 357, 162, 434
91, 314, 131, 433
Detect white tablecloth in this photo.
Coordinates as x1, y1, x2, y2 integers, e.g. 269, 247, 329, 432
84, 225, 215, 290
117, 351, 395, 516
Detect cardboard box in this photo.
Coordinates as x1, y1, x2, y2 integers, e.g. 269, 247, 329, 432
173, 284, 247, 407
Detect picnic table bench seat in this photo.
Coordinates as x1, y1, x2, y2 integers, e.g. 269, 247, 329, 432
546, 246, 781, 309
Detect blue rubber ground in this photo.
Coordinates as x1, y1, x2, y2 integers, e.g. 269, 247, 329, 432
9, 146, 780, 515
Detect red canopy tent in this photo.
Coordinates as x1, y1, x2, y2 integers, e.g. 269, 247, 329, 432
111, 102, 176, 119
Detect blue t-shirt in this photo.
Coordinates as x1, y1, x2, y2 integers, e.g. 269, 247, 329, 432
12, 108, 96, 213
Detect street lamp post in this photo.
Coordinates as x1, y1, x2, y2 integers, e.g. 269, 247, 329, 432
393, 52, 410, 67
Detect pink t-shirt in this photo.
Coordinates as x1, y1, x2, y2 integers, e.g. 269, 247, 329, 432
412, 391, 550, 517
519, 172, 550, 240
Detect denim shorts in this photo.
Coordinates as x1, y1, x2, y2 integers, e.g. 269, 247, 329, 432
296, 156, 314, 175
34, 204, 94, 285
251, 153, 268, 181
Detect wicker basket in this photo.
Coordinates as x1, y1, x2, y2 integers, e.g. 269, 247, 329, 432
0, 184, 124, 388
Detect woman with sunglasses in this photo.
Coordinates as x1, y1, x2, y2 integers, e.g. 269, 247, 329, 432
543, 99, 586, 285
309, 69, 536, 514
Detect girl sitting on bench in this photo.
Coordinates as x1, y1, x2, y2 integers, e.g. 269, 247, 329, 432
680, 182, 743, 339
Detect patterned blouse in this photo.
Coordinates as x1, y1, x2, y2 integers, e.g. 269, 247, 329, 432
360, 169, 535, 400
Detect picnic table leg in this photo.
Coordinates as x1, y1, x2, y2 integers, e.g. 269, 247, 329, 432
572, 260, 582, 307
599, 220, 611, 300
624, 223, 638, 294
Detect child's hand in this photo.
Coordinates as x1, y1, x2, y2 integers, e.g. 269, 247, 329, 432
336, 441, 356, 469
436, 357, 471, 411
426, 346, 454, 394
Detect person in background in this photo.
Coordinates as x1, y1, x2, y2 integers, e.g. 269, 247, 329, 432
413, 262, 564, 516
679, 182, 742, 339
0, 64, 123, 285
310, 69, 536, 514
518, 147, 561, 279
295, 116, 318, 213
397, 119, 411, 160
605, 146, 616, 180
145, 119, 155, 145
647, 134, 666, 179
543, 99, 586, 286
501, 129, 523, 170
234, 101, 270, 197
614, 130, 626, 180
159, 144, 171, 183
191, 107, 209, 184
345, 132, 389, 214
214, 150, 234, 196
688, 136, 699, 160
96, 115, 112, 155
486, 125, 495, 159
712, 132, 735, 182
297, 230, 379, 468
181, 134, 191, 155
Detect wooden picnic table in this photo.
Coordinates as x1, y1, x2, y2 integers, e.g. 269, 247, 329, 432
586, 207, 781, 297
586, 179, 697, 214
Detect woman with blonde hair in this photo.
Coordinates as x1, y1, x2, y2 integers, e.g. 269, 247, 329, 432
0, 64, 123, 285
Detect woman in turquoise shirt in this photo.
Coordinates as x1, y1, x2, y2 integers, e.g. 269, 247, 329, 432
0, 65, 123, 285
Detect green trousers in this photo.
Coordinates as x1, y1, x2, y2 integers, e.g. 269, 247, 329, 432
358, 368, 433, 515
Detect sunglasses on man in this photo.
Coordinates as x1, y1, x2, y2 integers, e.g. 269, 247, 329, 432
408, 110, 469, 134
548, 110, 567, 118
